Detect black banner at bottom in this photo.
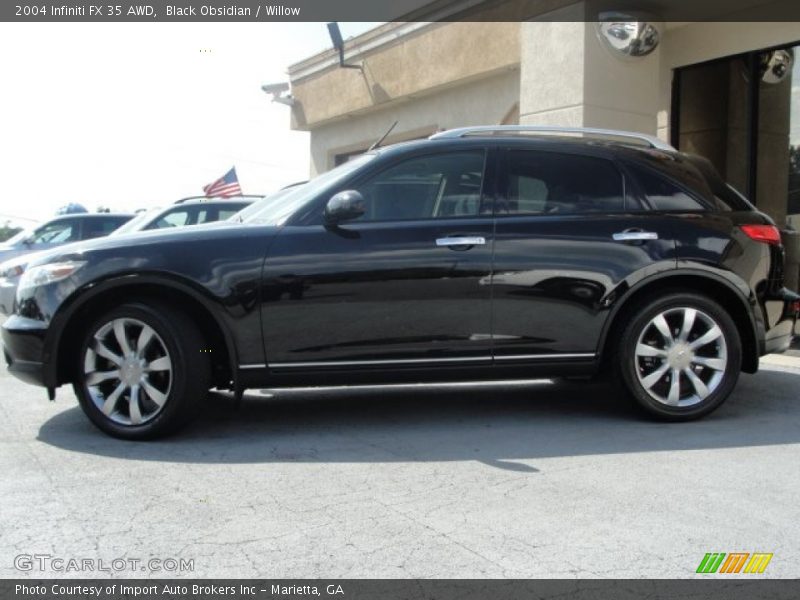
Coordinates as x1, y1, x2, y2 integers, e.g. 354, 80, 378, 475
3, 579, 800, 600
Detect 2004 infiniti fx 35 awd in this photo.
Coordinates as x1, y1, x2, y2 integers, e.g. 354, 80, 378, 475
3, 126, 799, 439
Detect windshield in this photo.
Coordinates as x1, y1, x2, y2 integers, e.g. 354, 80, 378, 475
241, 153, 376, 225
110, 207, 163, 236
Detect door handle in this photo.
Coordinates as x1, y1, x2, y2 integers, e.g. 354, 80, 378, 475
612, 231, 659, 242
436, 236, 486, 247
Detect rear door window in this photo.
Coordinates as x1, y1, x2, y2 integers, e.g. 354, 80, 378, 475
499, 151, 626, 215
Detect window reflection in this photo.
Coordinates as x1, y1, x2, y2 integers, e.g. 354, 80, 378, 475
675, 44, 800, 228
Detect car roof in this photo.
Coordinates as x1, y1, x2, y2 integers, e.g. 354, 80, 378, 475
172, 196, 262, 205
43, 213, 134, 222
375, 135, 679, 160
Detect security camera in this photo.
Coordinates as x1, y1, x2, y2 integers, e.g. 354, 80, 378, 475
260, 82, 295, 107
261, 82, 290, 95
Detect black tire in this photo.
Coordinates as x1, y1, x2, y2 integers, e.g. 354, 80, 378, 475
73, 301, 210, 439
616, 292, 742, 421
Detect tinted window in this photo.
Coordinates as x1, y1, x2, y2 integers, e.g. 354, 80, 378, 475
683, 155, 749, 211
633, 166, 708, 211
82, 217, 127, 240
353, 151, 486, 222
501, 151, 625, 215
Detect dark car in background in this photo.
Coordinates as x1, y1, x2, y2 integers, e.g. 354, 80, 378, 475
2, 126, 798, 439
0, 213, 133, 264
0, 199, 256, 316
0, 213, 133, 314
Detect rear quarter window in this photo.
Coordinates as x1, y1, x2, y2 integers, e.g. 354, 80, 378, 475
631, 166, 709, 211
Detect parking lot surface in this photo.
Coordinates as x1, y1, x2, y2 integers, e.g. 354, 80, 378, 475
1, 356, 799, 578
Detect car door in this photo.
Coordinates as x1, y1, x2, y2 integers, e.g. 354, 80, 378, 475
490, 147, 677, 361
261, 149, 496, 368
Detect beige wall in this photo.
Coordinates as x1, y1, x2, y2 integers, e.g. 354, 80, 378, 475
290, 21, 520, 131
307, 69, 521, 175
519, 16, 661, 134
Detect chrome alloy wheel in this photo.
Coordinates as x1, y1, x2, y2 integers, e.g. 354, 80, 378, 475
83, 318, 173, 426
634, 307, 728, 408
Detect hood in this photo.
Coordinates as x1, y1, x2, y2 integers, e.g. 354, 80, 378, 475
26, 220, 277, 268
0, 246, 27, 265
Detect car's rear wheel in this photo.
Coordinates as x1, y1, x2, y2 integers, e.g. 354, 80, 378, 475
617, 292, 742, 420
74, 302, 209, 439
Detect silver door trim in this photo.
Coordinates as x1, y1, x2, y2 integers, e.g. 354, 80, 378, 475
494, 353, 596, 361
270, 356, 492, 368
268, 353, 596, 369
435, 236, 486, 247
612, 231, 659, 241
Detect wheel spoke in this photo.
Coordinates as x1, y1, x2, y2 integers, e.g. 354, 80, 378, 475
683, 367, 710, 399
641, 363, 669, 389
652, 314, 674, 344
101, 382, 127, 416
146, 355, 172, 372
142, 378, 167, 407
85, 369, 120, 386
677, 308, 697, 342
113, 320, 133, 356
129, 385, 143, 425
94, 341, 123, 366
636, 343, 667, 358
691, 356, 726, 371
689, 325, 722, 350
635, 307, 727, 409
667, 369, 681, 405
85, 316, 173, 427
136, 325, 155, 358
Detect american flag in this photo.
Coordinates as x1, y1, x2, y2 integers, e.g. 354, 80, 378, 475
203, 167, 242, 197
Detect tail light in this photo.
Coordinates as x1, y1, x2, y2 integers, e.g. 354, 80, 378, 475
740, 224, 782, 245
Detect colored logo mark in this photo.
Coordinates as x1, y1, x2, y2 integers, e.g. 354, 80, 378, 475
696, 552, 773, 574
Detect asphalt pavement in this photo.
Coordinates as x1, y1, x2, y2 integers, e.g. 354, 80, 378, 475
1, 355, 799, 578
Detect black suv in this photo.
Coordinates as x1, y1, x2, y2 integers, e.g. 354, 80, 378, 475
3, 126, 798, 439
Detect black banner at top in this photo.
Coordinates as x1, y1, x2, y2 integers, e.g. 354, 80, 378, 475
3, 0, 800, 23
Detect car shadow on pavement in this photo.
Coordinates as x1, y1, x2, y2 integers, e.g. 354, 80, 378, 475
37, 367, 800, 471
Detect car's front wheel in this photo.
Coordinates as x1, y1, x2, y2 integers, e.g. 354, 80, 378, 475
74, 301, 210, 439
617, 292, 742, 421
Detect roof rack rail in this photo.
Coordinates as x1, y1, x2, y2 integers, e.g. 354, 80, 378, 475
173, 194, 265, 204
429, 125, 675, 151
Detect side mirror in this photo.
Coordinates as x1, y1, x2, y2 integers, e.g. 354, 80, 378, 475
324, 190, 365, 225
23, 237, 34, 246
